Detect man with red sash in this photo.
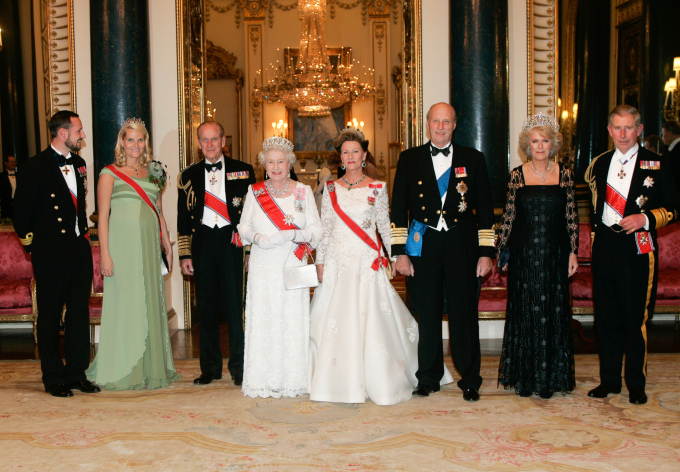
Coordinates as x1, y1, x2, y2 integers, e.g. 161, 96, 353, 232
14, 111, 99, 398
391, 103, 495, 402
177, 121, 255, 386
585, 105, 680, 405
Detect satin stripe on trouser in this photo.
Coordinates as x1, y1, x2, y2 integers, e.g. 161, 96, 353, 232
592, 225, 653, 391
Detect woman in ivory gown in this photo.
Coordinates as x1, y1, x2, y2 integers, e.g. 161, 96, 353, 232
237, 137, 322, 398
308, 129, 452, 405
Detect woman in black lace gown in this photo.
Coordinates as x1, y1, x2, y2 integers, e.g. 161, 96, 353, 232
497, 114, 579, 399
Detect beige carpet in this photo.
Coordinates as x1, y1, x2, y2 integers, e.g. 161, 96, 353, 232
1, 355, 679, 471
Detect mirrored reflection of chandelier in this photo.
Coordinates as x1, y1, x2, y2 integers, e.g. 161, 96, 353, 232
252, 0, 374, 117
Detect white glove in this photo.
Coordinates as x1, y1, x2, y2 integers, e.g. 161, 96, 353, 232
293, 228, 314, 243
268, 230, 296, 246
253, 233, 275, 249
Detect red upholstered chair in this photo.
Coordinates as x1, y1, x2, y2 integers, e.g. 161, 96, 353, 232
570, 222, 594, 316
651, 223, 680, 325
0, 226, 37, 342
479, 266, 508, 319
88, 242, 104, 344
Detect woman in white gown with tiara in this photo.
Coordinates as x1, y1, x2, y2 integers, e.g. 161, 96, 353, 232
308, 129, 452, 405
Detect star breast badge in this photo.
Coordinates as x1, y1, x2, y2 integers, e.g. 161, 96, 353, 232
635, 195, 648, 208
643, 176, 654, 188
458, 200, 468, 212
283, 214, 295, 226
232, 197, 242, 207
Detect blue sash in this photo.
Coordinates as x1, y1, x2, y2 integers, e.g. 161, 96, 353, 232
437, 167, 451, 198
405, 220, 428, 257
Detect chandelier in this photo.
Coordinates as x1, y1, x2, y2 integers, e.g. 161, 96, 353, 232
252, 0, 374, 117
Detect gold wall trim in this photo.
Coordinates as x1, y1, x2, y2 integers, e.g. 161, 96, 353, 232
403, 0, 423, 148
526, 0, 558, 117
41, 0, 76, 122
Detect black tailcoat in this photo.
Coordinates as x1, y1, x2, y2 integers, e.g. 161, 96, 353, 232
13, 147, 93, 387
587, 146, 680, 391
0, 170, 14, 219
391, 142, 495, 391
177, 157, 255, 377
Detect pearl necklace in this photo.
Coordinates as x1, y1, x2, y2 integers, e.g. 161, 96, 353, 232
266, 178, 290, 197
342, 174, 366, 190
530, 160, 551, 183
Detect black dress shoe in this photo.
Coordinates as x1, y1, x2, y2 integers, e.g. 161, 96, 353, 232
194, 373, 222, 385
519, 390, 532, 398
587, 384, 621, 398
462, 388, 480, 402
45, 383, 73, 398
629, 390, 648, 405
67, 379, 101, 393
539, 389, 553, 399
413, 385, 435, 397
232, 376, 243, 387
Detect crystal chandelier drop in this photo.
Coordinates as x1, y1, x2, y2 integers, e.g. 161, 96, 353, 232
252, 0, 374, 117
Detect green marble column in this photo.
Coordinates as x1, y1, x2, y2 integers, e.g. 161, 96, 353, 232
449, 0, 509, 205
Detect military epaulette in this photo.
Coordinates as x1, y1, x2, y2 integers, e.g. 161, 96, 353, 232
478, 228, 495, 247
178, 235, 192, 257
650, 208, 675, 229
19, 232, 33, 246
390, 223, 408, 245
584, 151, 608, 211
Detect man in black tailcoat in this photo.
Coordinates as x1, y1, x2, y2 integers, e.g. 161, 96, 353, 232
177, 121, 255, 386
391, 102, 495, 401
585, 105, 680, 405
13, 111, 100, 397
661, 120, 680, 187
0, 155, 17, 219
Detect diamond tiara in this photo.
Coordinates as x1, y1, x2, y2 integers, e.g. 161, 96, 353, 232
123, 117, 146, 127
263, 136, 294, 152
522, 113, 559, 133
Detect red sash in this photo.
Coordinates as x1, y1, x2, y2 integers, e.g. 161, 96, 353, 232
326, 181, 388, 271
204, 191, 230, 223
605, 184, 626, 218
106, 165, 162, 243
252, 181, 311, 260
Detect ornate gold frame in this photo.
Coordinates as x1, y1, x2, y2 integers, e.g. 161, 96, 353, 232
526, 0, 559, 117
40, 0, 76, 135
402, 0, 423, 148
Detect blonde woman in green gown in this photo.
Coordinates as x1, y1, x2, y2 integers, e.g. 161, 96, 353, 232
86, 118, 180, 390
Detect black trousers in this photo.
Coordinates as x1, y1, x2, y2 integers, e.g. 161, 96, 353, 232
592, 226, 655, 391
31, 236, 93, 387
193, 225, 245, 377
409, 222, 483, 391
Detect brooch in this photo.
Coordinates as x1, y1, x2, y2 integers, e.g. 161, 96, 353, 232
361, 218, 372, 229
232, 197, 242, 208
643, 176, 654, 188
283, 214, 295, 226
253, 188, 265, 197
327, 183, 335, 192
635, 195, 648, 208
367, 196, 376, 206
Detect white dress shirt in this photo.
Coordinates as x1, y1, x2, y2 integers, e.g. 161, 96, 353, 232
430, 142, 452, 231
202, 156, 230, 228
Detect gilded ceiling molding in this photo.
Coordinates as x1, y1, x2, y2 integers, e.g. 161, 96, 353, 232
41, 0, 76, 117
206, 0, 399, 26
526, 0, 558, 117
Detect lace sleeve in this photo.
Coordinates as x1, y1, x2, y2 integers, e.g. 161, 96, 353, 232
236, 185, 256, 244
496, 168, 522, 258
375, 183, 392, 257
315, 184, 333, 265
562, 167, 579, 255
303, 184, 323, 248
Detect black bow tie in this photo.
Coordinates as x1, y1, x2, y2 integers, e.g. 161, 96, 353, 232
57, 155, 73, 167
205, 161, 222, 172
431, 145, 451, 157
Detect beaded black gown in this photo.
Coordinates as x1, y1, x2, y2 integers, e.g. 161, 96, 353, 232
496, 165, 578, 396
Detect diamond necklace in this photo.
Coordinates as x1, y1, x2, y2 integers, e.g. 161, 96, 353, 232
530, 160, 551, 183
266, 178, 290, 197
342, 174, 366, 190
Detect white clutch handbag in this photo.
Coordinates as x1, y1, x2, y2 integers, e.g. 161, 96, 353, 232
283, 245, 319, 290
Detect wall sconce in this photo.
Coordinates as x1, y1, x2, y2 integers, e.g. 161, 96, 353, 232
271, 119, 288, 138
0, 28, 3, 51
663, 57, 680, 121
346, 118, 364, 130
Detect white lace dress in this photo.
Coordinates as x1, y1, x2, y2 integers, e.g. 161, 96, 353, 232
237, 182, 322, 398
308, 181, 449, 405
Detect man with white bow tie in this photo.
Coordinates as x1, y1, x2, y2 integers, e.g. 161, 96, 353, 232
585, 105, 680, 405
0, 155, 17, 219
391, 102, 495, 401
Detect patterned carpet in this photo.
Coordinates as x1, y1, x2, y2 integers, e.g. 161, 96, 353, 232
2, 355, 679, 471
